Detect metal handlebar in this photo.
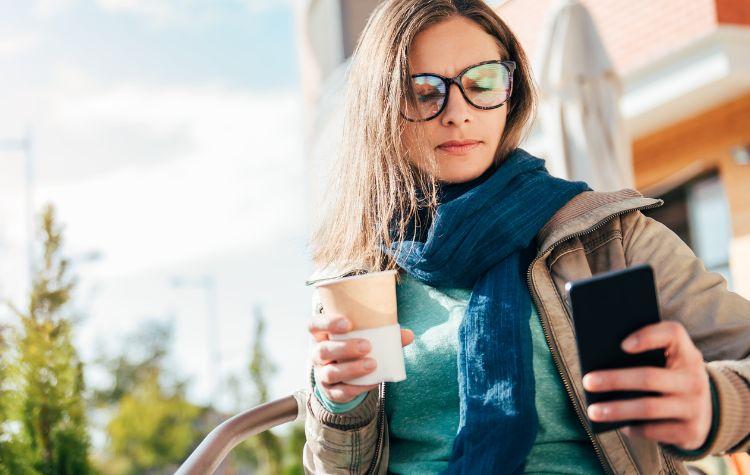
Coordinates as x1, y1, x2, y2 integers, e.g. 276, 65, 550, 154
175, 389, 308, 475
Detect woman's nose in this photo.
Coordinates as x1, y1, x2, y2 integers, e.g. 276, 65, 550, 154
440, 82, 473, 126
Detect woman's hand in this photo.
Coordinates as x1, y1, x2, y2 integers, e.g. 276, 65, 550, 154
582, 321, 713, 451
308, 312, 414, 404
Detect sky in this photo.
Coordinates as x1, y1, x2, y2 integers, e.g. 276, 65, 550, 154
0, 0, 316, 415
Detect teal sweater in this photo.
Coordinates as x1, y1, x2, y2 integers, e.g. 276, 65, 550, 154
314, 273, 718, 473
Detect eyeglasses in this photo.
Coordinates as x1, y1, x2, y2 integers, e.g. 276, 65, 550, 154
400, 60, 516, 122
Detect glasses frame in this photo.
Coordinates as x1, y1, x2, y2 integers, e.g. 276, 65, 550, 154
400, 59, 516, 122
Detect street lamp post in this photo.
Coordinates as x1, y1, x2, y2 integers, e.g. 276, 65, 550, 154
170, 274, 221, 403
0, 127, 35, 279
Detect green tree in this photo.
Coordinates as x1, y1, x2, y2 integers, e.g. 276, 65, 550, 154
93, 320, 206, 475
5, 204, 92, 475
91, 320, 173, 407
105, 369, 201, 474
0, 326, 36, 475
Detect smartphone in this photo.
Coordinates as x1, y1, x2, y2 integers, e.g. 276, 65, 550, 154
565, 263, 667, 433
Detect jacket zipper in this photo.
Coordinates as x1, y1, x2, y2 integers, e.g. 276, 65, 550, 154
365, 381, 386, 475
525, 201, 663, 475
661, 450, 680, 474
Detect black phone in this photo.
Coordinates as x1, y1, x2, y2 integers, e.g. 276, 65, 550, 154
565, 263, 667, 433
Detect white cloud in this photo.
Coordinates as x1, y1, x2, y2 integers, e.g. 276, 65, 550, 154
94, 0, 190, 26
31, 0, 78, 18
32, 78, 305, 277
27, 0, 293, 25
90, 0, 292, 27
242, 0, 293, 13
0, 32, 42, 57
0, 59, 307, 287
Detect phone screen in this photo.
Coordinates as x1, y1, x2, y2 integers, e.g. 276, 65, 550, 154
565, 263, 667, 433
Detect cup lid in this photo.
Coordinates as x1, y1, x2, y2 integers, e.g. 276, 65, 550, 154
311, 269, 398, 288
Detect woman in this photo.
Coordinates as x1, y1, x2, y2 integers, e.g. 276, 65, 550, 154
303, 1, 750, 473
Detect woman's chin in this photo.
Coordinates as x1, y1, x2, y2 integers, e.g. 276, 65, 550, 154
435, 159, 493, 184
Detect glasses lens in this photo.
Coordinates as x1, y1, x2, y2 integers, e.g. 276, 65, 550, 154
461, 63, 511, 108
402, 75, 446, 121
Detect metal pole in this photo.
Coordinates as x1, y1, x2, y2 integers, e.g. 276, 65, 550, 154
204, 274, 221, 401
24, 127, 35, 279
0, 128, 35, 285
171, 274, 222, 404
175, 390, 307, 475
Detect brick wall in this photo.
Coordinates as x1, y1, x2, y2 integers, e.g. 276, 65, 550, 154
716, 0, 750, 24
494, 0, 748, 74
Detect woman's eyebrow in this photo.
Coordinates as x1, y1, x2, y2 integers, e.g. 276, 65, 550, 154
412, 59, 498, 77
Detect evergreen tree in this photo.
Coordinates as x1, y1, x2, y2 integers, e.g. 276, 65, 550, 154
5, 204, 92, 475
0, 325, 36, 475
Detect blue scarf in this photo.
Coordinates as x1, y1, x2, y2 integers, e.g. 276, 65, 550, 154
383, 148, 591, 474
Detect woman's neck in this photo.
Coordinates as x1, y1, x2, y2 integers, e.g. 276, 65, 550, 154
437, 160, 500, 201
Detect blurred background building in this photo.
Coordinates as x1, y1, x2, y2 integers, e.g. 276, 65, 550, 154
294, 0, 750, 299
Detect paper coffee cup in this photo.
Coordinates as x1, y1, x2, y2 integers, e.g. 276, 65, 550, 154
313, 269, 406, 385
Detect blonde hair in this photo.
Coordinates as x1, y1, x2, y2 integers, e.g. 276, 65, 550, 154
307, 0, 537, 279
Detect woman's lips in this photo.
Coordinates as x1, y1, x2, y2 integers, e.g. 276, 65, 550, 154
437, 141, 481, 155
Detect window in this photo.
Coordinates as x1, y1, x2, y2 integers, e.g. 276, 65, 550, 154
642, 171, 733, 290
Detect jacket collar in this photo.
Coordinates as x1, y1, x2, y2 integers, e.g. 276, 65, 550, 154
535, 188, 663, 254
306, 188, 664, 285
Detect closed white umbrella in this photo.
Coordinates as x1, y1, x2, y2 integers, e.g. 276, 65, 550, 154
534, 0, 635, 191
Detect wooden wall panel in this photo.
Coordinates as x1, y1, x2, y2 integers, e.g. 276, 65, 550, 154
633, 92, 750, 237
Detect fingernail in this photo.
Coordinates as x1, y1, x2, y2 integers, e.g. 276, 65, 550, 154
588, 404, 609, 419
357, 341, 371, 353
622, 336, 638, 351
583, 374, 601, 389
336, 318, 350, 331
363, 359, 376, 370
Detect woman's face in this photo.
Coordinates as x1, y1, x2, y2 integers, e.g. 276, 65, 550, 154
403, 15, 508, 184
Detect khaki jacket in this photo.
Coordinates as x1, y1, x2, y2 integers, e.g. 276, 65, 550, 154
302, 189, 750, 474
